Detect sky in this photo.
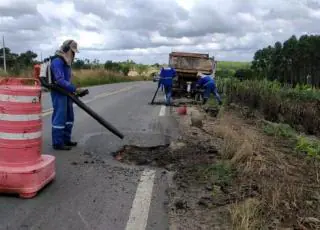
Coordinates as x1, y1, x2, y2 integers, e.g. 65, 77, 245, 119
0, 0, 319, 64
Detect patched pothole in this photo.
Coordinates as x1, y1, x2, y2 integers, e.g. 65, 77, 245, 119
112, 140, 219, 172
112, 144, 177, 170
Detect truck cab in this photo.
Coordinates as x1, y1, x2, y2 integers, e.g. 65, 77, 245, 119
169, 52, 216, 97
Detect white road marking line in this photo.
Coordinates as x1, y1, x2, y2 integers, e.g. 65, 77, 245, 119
78, 211, 90, 230
159, 105, 166, 116
41, 86, 135, 117
125, 169, 156, 230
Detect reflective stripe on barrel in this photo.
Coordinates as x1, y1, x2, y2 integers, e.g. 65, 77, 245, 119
0, 119, 42, 141
0, 94, 40, 103
0, 131, 42, 140
0, 113, 41, 121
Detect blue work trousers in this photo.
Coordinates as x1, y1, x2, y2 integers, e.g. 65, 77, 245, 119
51, 91, 74, 146
164, 85, 172, 105
203, 82, 222, 103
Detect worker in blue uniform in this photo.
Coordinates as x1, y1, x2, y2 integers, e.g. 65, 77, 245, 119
196, 72, 222, 105
50, 39, 81, 151
158, 66, 176, 106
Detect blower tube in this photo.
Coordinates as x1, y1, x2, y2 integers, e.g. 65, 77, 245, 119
40, 78, 124, 139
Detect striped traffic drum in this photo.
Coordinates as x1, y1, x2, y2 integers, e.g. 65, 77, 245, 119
0, 78, 42, 166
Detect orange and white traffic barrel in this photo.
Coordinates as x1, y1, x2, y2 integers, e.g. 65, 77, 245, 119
0, 78, 55, 199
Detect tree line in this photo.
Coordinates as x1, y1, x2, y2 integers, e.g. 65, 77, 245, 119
73, 59, 153, 76
0, 46, 156, 76
250, 34, 320, 88
0, 48, 38, 74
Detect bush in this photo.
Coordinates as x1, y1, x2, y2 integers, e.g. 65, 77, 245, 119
234, 68, 254, 81
216, 77, 320, 136
216, 69, 234, 78
296, 136, 320, 159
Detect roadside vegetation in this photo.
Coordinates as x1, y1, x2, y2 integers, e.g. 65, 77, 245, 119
0, 47, 156, 87
206, 34, 320, 229
215, 61, 250, 78
0, 46, 251, 88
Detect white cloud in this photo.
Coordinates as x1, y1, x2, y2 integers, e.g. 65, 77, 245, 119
0, 0, 319, 64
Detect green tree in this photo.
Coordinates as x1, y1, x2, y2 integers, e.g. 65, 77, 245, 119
251, 34, 320, 88
16, 50, 37, 67
73, 59, 85, 69
104, 60, 121, 72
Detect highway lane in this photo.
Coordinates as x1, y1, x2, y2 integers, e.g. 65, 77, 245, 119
41, 81, 144, 112
0, 82, 179, 230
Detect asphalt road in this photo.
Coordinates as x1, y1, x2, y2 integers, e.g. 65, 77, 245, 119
0, 81, 179, 230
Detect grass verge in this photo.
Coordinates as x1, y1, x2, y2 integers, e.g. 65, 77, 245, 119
72, 69, 151, 87
0, 68, 152, 87
216, 78, 320, 136
193, 105, 320, 229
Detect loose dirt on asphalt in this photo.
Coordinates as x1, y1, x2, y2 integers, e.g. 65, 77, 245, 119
114, 103, 320, 230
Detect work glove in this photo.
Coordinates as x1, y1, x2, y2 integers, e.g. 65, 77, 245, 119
75, 88, 89, 97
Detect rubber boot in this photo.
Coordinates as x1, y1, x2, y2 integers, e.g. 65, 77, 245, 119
53, 145, 72, 151
65, 141, 78, 147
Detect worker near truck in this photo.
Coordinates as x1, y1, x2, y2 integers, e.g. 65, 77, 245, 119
196, 72, 222, 105
158, 66, 177, 106
50, 39, 82, 151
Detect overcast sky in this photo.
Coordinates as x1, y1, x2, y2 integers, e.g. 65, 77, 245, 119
0, 0, 319, 64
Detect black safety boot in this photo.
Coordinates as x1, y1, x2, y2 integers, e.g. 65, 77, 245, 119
53, 145, 72, 151
64, 141, 78, 147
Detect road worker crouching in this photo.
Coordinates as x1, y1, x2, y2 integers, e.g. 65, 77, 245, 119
196, 72, 222, 105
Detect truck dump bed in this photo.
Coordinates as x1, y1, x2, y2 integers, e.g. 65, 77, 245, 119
169, 52, 213, 75
168, 51, 215, 97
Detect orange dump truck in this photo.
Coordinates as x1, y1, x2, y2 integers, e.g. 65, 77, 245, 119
168, 51, 216, 97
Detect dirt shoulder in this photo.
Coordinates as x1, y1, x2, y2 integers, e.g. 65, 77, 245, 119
116, 103, 320, 229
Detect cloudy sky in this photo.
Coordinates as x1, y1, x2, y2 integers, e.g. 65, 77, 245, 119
0, 0, 319, 64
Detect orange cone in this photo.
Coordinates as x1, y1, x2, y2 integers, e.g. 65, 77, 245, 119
177, 104, 187, 115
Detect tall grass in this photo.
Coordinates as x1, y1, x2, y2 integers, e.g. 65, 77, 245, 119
217, 61, 251, 71
0, 68, 34, 78
215, 61, 251, 78
0, 68, 151, 87
216, 77, 320, 135
72, 69, 148, 86
0, 69, 9, 77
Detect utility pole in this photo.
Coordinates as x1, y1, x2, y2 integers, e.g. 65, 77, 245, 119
2, 35, 6, 73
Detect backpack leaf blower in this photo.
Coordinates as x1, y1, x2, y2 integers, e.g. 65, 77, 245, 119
36, 62, 124, 140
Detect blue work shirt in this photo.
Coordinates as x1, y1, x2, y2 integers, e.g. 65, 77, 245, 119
50, 57, 76, 93
159, 67, 176, 87
196, 75, 215, 87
